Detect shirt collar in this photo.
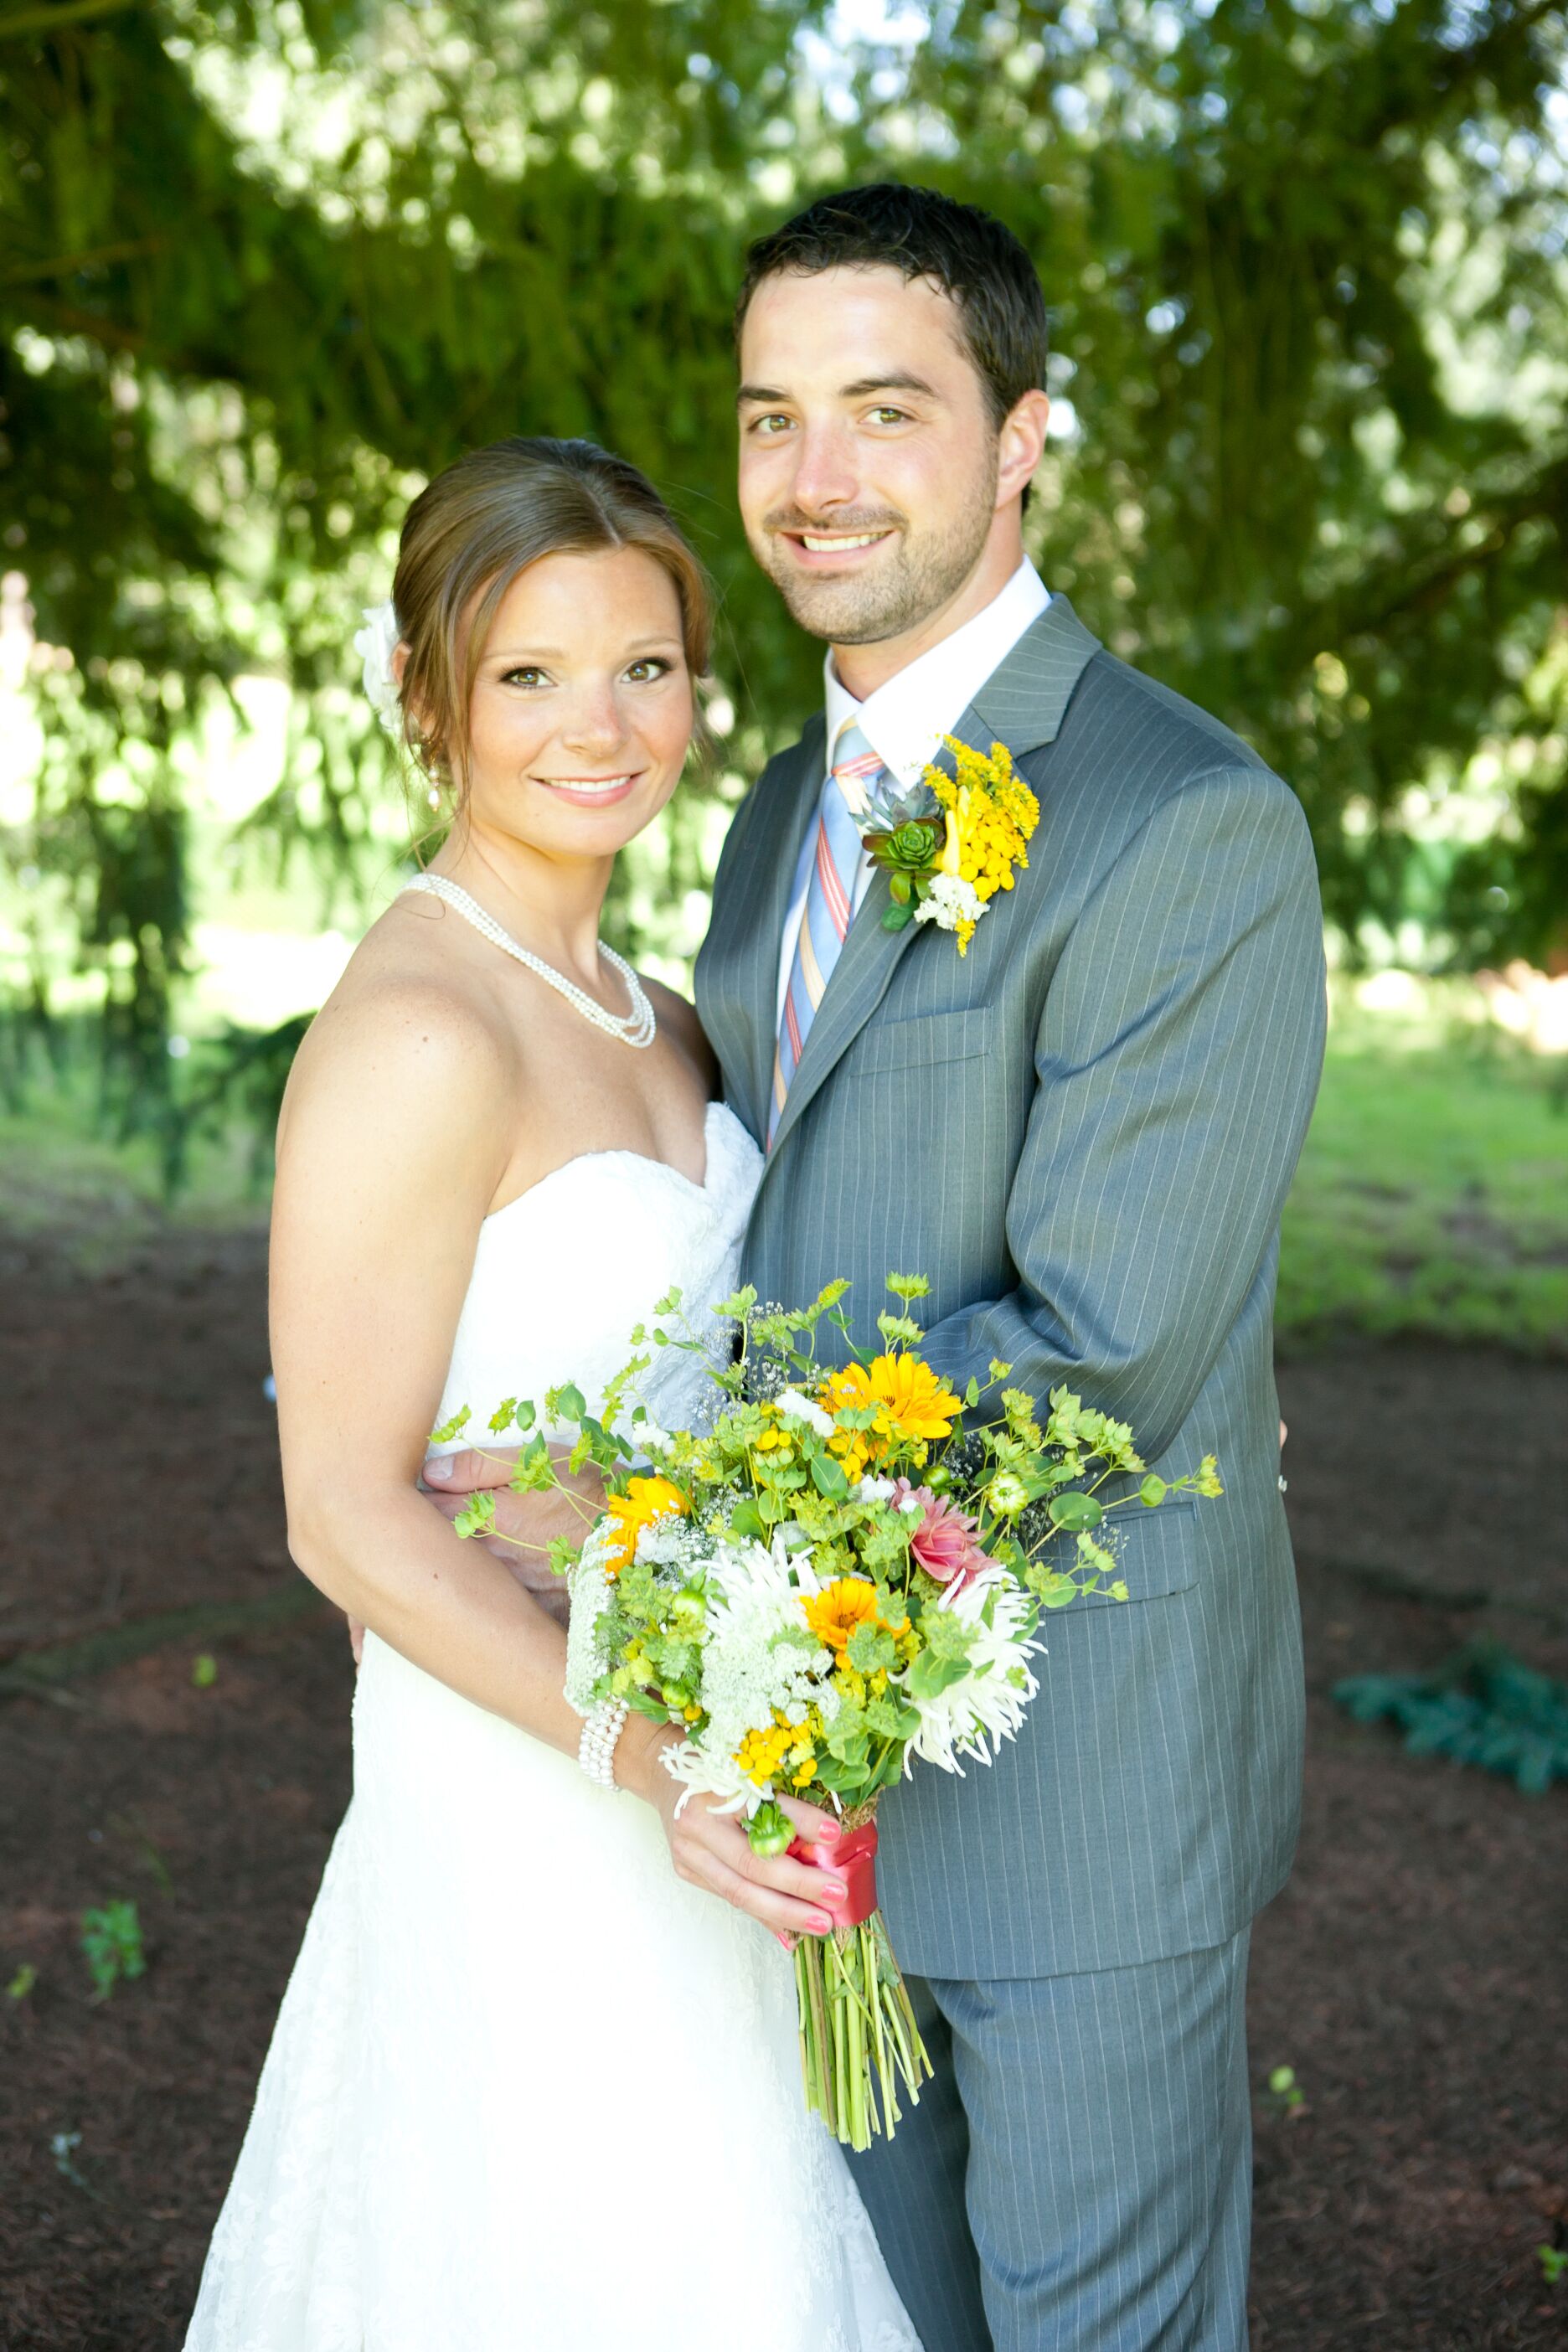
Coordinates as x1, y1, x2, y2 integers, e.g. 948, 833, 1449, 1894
823, 557, 1050, 798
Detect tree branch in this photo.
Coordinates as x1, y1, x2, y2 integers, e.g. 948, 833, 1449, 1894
2, 237, 162, 285
0, 0, 144, 41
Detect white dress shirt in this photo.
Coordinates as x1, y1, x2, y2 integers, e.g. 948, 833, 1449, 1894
776, 559, 1050, 1025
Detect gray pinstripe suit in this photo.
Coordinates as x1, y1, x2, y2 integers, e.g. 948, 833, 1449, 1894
694, 597, 1326, 2350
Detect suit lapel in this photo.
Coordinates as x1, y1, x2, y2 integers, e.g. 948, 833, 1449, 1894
759, 596, 1101, 1172
701, 718, 823, 1142
964, 591, 1101, 757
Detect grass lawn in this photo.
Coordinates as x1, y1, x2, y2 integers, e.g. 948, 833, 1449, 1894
1277, 993, 1568, 1354
4, 979, 1567, 1352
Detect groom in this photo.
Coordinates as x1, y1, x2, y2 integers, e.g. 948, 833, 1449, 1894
696, 183, 1325, 2351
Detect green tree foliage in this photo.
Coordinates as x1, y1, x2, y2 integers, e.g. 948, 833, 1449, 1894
890, 0, 1568, 958
2, 0, 1564, 1128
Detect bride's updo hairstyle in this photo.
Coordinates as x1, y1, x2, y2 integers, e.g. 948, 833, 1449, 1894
391, 436, 713, 806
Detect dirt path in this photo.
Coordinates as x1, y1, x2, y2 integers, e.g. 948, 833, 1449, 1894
1, 1231, 1563, 2349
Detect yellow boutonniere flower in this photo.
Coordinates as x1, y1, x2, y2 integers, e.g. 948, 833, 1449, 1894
862, 740, 1039, 956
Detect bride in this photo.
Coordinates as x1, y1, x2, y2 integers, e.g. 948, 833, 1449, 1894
185, 436, 920, 2352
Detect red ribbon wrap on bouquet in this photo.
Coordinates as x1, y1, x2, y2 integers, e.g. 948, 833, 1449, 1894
789, 1821, 879, 1930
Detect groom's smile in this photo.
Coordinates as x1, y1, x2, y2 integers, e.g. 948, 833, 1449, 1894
768, 513, 905, 571
795, 529, 895, 555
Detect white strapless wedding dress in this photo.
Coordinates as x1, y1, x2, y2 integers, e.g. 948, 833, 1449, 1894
185, 1101, 920, 2352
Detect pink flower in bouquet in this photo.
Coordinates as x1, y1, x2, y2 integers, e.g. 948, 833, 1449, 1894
892, 1479, 990, 1593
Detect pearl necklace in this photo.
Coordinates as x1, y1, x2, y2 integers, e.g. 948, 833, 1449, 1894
399, 873, 658, 1049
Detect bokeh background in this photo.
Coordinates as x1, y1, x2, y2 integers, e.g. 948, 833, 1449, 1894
2, 4, 1565, 2347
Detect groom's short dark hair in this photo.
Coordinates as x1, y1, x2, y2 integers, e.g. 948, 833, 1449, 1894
735, 182, 1049, 429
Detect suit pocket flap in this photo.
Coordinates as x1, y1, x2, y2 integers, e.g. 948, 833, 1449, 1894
854, 1007, 996, 1073
1042, 1498, 1199, 1607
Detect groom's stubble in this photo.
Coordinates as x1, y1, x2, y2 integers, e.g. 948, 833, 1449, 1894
753, 432, 1000, 649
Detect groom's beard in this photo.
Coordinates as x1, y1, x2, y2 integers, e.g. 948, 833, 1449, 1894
754, 449, 999, 647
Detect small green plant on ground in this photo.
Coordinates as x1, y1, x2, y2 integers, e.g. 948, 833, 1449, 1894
1538, 2245, 1566, 2287
191, 1651, 218, 1687
1266, 2064, 1307, 2118
7, 1962, 37, 2000
80, 1901, 147, 2003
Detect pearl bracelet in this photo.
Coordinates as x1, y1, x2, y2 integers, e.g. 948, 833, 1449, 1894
578, 1697, 630, 1791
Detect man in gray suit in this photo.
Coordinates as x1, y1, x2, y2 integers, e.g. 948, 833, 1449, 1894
693, 183, 1327, 2350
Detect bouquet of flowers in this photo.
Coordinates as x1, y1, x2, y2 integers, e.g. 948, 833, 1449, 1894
441, 1275, 1222, 2149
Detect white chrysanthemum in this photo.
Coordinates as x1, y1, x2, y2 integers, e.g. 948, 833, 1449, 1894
662, 1736, 755, 1815
353, 601, 404, 739
904, 1565, 1042, 1774
632, 1421, 673, 1455
777, 1389, 834, 1438
858, 1477, 896, 1503
914, 873, 985, 934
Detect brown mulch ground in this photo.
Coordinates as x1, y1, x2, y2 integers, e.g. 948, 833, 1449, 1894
1, 1225, 1564, 2350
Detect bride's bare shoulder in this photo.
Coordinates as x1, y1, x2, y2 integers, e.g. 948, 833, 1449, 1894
277, 896, 515, 1161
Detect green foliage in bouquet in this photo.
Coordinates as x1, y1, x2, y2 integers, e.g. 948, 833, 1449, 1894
445, 1273, 1222, 2148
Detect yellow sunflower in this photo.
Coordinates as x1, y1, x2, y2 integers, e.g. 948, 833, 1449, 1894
866, 1353, 962, 1442
814, 1354, 962, 1475
601, 1474, 689, 1577
801, 1576, 880, 1655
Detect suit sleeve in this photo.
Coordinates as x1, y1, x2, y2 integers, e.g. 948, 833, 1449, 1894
918, 766, 1327, 1462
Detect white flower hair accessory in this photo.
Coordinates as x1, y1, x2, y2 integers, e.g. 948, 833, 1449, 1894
353, 600, 404, 739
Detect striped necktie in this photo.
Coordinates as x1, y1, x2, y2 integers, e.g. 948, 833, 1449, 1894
769, 720, 885, 1146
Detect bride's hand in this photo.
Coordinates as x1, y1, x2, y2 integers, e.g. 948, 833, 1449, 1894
618, 1720, 847, 1942
420, 1445, 602, 1623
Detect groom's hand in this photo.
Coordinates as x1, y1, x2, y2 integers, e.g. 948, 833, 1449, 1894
419, 1445, 606, 1627
621, 1720, 848, 1942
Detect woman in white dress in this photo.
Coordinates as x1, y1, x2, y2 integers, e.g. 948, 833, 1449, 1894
185, 436, 920, 2352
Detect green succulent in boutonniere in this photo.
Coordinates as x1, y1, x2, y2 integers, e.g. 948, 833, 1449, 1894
859, 776, 946, 930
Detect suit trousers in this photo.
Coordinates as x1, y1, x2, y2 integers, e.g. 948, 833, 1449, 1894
848, 1928, 1253, 2352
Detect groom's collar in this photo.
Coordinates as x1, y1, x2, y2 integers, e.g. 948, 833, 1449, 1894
955, 593, 1102, 762
823, 557, 1050, 792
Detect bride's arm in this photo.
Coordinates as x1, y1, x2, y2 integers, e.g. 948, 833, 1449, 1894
271, 976, 589, 1747
271, 977, 842, 1936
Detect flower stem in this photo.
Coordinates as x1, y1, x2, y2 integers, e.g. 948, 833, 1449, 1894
790, 1906, 933, 2149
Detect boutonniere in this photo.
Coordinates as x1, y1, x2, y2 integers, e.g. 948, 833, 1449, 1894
860, 737, 1039, 957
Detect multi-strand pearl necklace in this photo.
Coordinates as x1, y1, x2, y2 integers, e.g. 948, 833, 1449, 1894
400, 872, 657, 1049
